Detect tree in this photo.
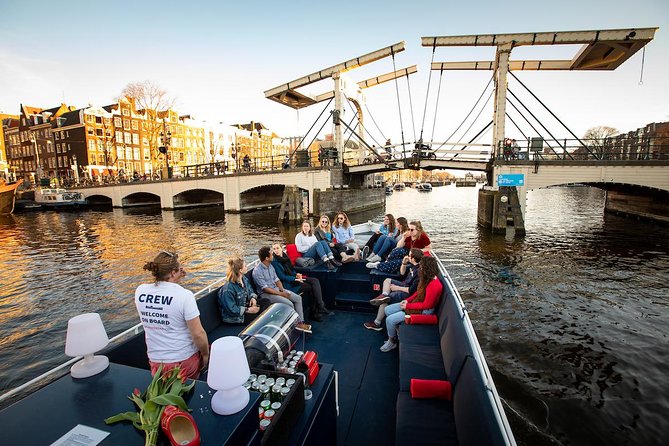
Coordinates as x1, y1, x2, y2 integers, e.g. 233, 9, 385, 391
118, 81, 175, 172
583, 126, 619, 158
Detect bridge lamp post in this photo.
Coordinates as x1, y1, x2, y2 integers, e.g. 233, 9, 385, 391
160, 128, 172, 179
29, 135, 43, 182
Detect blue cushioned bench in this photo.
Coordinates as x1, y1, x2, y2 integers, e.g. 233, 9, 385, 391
395, 276, 507, 445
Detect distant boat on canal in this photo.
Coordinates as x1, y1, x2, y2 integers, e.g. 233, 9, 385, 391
455, 173, 477, 187
416, 182, 433, 192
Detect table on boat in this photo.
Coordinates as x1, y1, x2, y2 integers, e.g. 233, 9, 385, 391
0, 362, 337, 446
0, 363, 260, 446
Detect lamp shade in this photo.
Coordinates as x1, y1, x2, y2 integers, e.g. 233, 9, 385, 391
64, 313, 110, 379
65, 313, 109, 357
208, 336, 250, 415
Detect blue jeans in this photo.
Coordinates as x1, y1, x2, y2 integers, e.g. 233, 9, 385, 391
373, 235, 397, 259
302, 240, 333, 261
384, 302, 435, 339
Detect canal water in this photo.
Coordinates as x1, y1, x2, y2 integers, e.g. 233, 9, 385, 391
0, 185, 667, 445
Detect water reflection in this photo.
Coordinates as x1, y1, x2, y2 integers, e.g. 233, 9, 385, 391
0, 186, 668, 445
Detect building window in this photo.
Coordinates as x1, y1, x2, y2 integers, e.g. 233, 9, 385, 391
122, 109, 130, 116
124, 133, 132, 144
89, 140, 96, 151
132, 134, 139, 145
114, 117, 122, 126
123, 119, 130, 129
143, 148, 150, 160
117, 147, 124, 159
132, 120, 138, 130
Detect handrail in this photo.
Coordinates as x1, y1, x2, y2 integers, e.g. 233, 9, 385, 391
0, 276, 228, 405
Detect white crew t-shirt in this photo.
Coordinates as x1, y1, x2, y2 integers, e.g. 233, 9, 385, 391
134, 281, 200, 363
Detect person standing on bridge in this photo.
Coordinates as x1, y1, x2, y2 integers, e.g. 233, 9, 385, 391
134, 250, 209, 380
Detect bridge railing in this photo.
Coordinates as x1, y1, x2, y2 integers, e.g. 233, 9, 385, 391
495, 136, 669, 162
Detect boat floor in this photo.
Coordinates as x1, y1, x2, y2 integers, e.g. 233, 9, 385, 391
305, 309, 398, 445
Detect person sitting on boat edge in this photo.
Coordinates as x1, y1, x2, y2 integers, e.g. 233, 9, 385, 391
367, 220, 431, 274
380, 256, 443, 352
271, 243, 333, 322
295, 220, 341, 270
252, 246, 312, 333
314, 215, 355, 263
332, 212, 361, 259
218, 257, 260, 325
362, 213, 399, 260
134, 250, 209, 380
364, 248, 423, 331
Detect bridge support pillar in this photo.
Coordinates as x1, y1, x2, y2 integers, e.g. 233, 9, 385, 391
477, 186, 526, 235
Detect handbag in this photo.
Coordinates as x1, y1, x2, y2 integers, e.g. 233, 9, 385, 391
295, 257, 315, 267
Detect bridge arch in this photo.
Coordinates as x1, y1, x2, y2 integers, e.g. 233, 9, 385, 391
86, 194, 113, 206
122, 192, 161, 207
239, 184, 288, 211
172, 188, 224, 209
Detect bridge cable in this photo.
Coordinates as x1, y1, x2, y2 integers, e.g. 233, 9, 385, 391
420, 42, 438, 144
288, 97, 334, 162
433, 74, 494, 152
453, 120, 493, 159
390, 47, 407, 159
639, 46, 646, 85
507, 89, 573, 160
429, 69, 444, 144
405, 75, 417, 142
506, 96, 558, 159
343, 94, 385, 154
509, 72, 594, 159
364, 103, 388, 142
302, 110, 336, 163
505, 112, 528, 141
449, 88, 494, 151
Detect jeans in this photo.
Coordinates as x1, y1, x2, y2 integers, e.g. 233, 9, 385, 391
260, 290, 304, 321
384, 302, 435, 339
373, 235, 397, 259
302, 240, 333, 261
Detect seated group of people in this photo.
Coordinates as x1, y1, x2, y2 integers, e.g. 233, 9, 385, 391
132, 214, 437, 381
295, 211, 361, 270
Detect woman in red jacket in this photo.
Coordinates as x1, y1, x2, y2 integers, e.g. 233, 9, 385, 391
380, 255, 442, 352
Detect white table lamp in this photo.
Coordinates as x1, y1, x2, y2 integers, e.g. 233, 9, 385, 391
64, 313, 110, 378
207, 336, 250, 415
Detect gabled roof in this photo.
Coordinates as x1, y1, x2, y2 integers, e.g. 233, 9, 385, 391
232, 122, 269, 132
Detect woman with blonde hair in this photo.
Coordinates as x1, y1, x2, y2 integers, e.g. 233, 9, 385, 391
295, 220, 340, 270
135, 250, 209, 380
314, 214, 355, 263
332, 211, 360, 259
218, 257, 260, 324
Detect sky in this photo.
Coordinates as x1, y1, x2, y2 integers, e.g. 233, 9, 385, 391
1, 0, 667, 147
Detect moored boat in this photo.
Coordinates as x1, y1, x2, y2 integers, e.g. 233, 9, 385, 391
416, 182, 433, 191
0, 221, 515, 445
393, 182, 406, 190
385, 185, 394, 195
455, 173, 477, 187
0, 179, 23, 215
34, 187, 88, 209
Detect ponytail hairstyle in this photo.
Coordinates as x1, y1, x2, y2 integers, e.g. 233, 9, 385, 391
226, 257, 245, 284
413, 256, 439, 304
143, 250, 180, 283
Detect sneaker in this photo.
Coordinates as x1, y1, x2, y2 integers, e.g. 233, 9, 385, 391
319, 307, 334, 316
330, 257, 342, 267
311, 312, 323, 322
325, 261, 336, 270
295, 322, 312, 334
380, 339, 397, 352
367, 254, 381, 263
369, 295, 391, 306
366, 261, 379, 269
361, 246, 370, 259
364, 320, 383, 331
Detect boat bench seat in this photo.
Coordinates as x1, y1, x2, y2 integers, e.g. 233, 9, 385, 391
395, 276, 479, 445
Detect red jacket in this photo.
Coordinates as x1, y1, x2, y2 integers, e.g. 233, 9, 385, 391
405, 277, 442, 311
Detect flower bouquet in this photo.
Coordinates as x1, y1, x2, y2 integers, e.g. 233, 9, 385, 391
105, 365, 195, 446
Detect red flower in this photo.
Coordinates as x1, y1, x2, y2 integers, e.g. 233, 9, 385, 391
133, 388, 141, 396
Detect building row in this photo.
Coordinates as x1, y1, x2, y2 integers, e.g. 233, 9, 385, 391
0, 99, 294, 183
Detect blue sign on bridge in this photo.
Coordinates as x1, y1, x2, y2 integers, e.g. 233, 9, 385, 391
497, 174, 525, 187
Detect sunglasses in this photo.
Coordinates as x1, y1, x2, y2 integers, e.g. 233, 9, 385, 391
409, 228, 417, 232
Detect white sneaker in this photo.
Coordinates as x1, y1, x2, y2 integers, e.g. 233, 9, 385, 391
368, 254, 381, 262
366, 261, 379, 269
380, 339, 397, 352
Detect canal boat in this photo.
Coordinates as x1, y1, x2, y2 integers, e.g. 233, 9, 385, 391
416, 182, 433, 192
385, 185, 394, 195
0, 221, 515, 445
34, 187, 88, 209
393, 182, 406, 191
0, 179, 23, 215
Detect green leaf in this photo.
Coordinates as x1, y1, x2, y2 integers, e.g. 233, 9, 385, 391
105, 411, 140, 424
130, 393, 145, 410
150, 394, 188, 410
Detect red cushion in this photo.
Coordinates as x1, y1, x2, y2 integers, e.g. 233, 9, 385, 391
410, 379, 452, 400
405, 314, 438, 325
286, 244, 301, 265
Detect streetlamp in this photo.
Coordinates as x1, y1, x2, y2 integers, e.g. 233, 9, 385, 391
72, 154, 79, 184
159, 125, 172, 179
